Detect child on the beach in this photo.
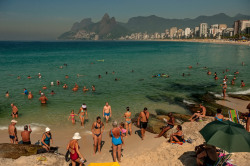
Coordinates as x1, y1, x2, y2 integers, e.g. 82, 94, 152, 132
68, 110, 78, 124
119, 122, 126, 136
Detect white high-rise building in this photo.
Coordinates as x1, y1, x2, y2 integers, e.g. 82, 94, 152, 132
209, 24, 219, 37
184, 28, 191, 38
199, 23, 208, 37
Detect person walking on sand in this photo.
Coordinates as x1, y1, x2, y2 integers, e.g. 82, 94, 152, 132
91, 116, 104, 155
68, 110, 78, 124
103, 102, 112, 123
21, 125, 32, 144
11, 103, 18, 118
137, 107, 149, 140
41, 127, 53, 151
67, 133, 86, 166
8, 120, 18, 144
109, 121, 124, 162
246, 103, 250, 132
39, 93, 48, 104
124, 106, 132, 136
78, 104, 87, 127
155, 112, 175, 138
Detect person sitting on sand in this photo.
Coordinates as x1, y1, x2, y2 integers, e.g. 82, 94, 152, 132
241, 80, 245, 87
189, 104, 206, 122
137, 107, 149, 140
91, 116, 104, 155
41, 127, 53, 151
82, 86, 89, 92
67, 133, 86, 166
155, 112, 175, 138
28, 91, 33, 99
119, 122, 126, 136
63, 84, 68, 89
11, 103, 18, 118
68, 110, 78, 124
103, 102, 112, 123
246, 103, 250, 132
6, 91, 9, 98
39, 93, 48, 104
78, 106, 87, 127
8, 120, 18, 144
109, 121, 124, 162
214, 108, 224, 121
124, 106, 132, 136
21, 125, 32, 144
169, 125, 184, 143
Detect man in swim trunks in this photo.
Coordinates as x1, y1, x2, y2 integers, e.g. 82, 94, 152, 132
91, 116, 104, 155
39, 93, 48, 104
103, 102, 112, 123
8, 120, 18, 144
11, 103, 18, 118
21, 125, 32, 144
155, 112, 175, 138
189, 104, 206, 122
28, 91, 33, 99
137, 107, 149, 140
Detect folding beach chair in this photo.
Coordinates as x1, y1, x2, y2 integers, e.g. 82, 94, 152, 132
228, 110, 240, 124
214, 153, 232, 166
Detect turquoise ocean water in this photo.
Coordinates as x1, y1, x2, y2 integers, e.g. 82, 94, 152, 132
0, 41, 249, 130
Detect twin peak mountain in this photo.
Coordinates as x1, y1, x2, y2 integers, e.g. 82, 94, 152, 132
58, 13, 250, 40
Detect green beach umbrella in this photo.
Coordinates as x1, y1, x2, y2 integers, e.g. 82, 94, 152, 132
199, 120, 250, 153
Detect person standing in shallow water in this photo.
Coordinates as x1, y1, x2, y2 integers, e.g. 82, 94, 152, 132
124, 106, 132, 136
103, 102, 112, 123
8, 120, 18, 144
21, 125, 32, 144
91, 116, 104, 155
11, 103, 18, 118
137, 107, 149, 140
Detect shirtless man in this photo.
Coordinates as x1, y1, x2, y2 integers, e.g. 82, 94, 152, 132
137, 107, 149, 140
6, 91, 9, 98
155, 113, 175, 138
189, 104, 206, 122
8, 120, 18, 144
63, 84, 68, 89
28, 92, 33, 99
103, 102, 112, 123
11, 103, 18, 118
246, 103, 250, 132
21, 125, 32, 144
39, 93, 48, 104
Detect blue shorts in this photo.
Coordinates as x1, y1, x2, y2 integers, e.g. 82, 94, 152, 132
104, 112, 110, 116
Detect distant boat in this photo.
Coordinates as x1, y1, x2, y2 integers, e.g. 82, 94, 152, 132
97, 59, 104, 62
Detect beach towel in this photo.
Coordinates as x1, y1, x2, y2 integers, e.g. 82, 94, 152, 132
88, 162, 120, 166
171, 140, 186, 145
228, 110, 240, 124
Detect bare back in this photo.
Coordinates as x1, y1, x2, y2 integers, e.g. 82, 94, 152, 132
21, 131, 31, 142
139, 111, 149, 123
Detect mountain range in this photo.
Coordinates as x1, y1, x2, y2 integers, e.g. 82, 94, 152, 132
58, 13, 250, 40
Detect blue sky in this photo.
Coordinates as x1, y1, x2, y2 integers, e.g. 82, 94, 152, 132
0, 0, 249, 40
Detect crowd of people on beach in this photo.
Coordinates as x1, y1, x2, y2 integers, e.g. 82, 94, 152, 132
3, 61, 250, 165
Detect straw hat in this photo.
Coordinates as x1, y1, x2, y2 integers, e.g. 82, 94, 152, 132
72, 132, 81, 140
45, 127, 51, 132
11, 120, 17, 123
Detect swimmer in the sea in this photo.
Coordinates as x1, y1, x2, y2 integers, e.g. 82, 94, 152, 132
39, 90, 42, 95
50, 90, 55, 95
98, 75, 101, 79
72, 87, 78, 92
214, 75, 218, 80
82, 86, 89, 92
231, 79, 235, 85
56, 80, 60, 85
17, 76, 21, 79
65, 75, 69, 79
11, 103, 18, 118
42, 85, 47, 90
63, 84, 68, 89
207, 70, 211, 75
51, 82, 54, 86
28, 92, 33, 99
6, 91, 9, 98
241, 80, 245, 87
27, 75, 31, 79
92, 85, 96, 92
39, 93, 48, 104
38, 73, 42, 78
68, 110, 78, 124
74, 83, 79, 89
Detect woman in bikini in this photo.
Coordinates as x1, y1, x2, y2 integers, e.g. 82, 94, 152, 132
124, 107, 132, 136
78, 105, 87, 127
169, 125, 184, 143
68, 110, 78, 124
67, 132, 86, 166
91, 116, 104, 155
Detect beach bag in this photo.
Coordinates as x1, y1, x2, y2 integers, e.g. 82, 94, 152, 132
65, 150, 70, 162
186, 137, 193, 144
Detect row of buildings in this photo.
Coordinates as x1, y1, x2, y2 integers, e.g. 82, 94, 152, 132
120, 20, 250, 40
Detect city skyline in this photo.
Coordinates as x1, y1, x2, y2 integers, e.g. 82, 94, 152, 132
0, 0, 250, 40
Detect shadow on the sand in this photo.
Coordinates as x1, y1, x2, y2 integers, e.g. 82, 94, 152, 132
109, 147, 124, 162
93, 141, 105, 154
135, 130, 142, 139
178, 151, 196, 166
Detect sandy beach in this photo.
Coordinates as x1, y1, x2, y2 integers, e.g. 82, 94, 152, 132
0, 118, 249, 166
216, 96, 249, 113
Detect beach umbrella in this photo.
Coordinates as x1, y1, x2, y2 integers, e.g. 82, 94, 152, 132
199, 120, 250, 153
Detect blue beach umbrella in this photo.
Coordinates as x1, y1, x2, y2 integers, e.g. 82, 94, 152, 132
199, 120, 250, 153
